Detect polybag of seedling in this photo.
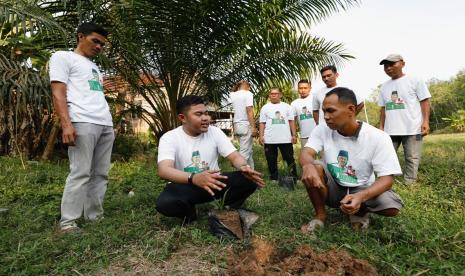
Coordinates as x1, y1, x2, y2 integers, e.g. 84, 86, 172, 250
208, 208, 259, 240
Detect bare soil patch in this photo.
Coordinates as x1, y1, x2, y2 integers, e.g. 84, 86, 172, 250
227, 238, 378, 276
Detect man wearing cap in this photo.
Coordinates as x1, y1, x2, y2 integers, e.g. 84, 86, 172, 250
300, 87, 404, 232
378, 54, 431, 184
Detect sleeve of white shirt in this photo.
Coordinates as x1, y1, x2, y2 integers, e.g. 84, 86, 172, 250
312, 92, 320, 111
286, 104, 294, 120
415, 78, 432, 101
49, 52, 70, 83
157, 132, 177, 163
259, 106, 267, 123
246, 92, 254, 107
291, 102, 297, 117
305, 125, 324, 152
212, 127, 237, 157
371, 131, 402, 177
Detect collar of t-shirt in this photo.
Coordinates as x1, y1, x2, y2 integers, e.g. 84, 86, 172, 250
336, 121, 363, 139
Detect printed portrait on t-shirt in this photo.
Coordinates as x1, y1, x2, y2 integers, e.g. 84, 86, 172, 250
271, 110, 286, 124
327, 150, 358, 185
299, 106, 313, 120
386, 91, 405, 110
184, 150, 209, 173
88, 68, 104, 92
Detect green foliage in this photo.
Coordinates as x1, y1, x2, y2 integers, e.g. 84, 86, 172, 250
1, 134, 465, 274
428, 70, 465, 131
442, 109, 465, 132
112, 134, 154, 161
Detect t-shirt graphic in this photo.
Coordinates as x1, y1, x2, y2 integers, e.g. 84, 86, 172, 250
271, 111, 286, 124
299, 106, 313, 120
183, 150, 210, 173
327, 150, 358, 185
88, 69, 104, 92
385, 91, 405, 110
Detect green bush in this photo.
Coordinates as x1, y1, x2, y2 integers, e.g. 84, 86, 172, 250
111, 134, 153, 161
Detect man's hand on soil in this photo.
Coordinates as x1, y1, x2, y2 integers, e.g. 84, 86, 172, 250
192, 170, 228, 196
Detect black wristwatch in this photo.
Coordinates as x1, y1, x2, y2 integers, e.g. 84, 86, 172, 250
188, 172, 196, 185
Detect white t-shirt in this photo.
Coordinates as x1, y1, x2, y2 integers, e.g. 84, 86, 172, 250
157, 126, 236, 173
378, 75, 431, 135
312, 85, 364, 125
291, 96, 316, 138
230, 90, 254, 124
49, 51, 113, 126
306, 122, 402, 187
259, 102, 294, 144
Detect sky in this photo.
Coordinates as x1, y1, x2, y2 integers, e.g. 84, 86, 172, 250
309, 0, 465, 100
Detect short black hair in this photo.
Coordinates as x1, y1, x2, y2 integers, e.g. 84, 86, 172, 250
176, 95, 206, 115
298, 79, 311, 85
320, 65, 337, 74
76, 22, 109, 42
325, 87, 357, 106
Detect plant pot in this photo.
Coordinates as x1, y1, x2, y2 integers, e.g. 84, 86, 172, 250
279, 176, 296, 191
208, 208, 259, 240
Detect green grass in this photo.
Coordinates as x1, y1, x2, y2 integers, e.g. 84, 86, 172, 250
1, 133, 465, 275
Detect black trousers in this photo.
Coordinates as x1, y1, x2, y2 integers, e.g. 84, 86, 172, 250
155, 171, 257, 221
264, 143, 297, 180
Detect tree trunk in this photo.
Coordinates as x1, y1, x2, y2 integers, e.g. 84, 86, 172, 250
41, 116, 60, 161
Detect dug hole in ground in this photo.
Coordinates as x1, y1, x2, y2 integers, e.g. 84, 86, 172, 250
210, 208, 378, 275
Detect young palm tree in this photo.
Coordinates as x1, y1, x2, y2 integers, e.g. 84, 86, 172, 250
106, 0, 358, 139
0, 0, 69, 158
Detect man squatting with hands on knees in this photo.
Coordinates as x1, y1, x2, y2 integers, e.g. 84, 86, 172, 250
155, 95, 265, 224
299, 87, 404, 232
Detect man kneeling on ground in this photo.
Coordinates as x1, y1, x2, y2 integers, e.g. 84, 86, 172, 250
300, 87, 404, 232
156, 95, 265, 224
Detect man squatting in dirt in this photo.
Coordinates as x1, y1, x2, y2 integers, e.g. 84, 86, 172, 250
155, 95, 265, 224
299, 87, 404, 232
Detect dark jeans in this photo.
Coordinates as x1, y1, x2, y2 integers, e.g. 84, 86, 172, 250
155, 171, 257, 221
264, 143, 297, 180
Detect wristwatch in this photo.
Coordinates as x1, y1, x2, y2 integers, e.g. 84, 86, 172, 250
188, 172, 196, 185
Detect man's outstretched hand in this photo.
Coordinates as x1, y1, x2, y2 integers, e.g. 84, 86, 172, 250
240, 165, 265, 188
191, 170, 228, 196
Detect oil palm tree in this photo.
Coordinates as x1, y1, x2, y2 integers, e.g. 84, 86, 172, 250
106, 0, 358, 138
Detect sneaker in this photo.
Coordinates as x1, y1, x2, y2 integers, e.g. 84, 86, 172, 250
60, 225, 81, 234
350, 213, 369, 230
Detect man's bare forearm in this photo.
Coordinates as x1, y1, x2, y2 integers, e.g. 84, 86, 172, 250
246, 106, 255, 130
289, 120, 296, 137
313, 111, 319, 125
158, 161, 191, 184
379, 107, 386, 130
420, 99, 430, 124
357, 175, 393, 202
51, 83, 72, 127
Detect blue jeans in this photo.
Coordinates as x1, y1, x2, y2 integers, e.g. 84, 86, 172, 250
390, 135, 422, 181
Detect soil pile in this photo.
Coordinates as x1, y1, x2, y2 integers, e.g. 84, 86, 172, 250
227, 238, 378, 276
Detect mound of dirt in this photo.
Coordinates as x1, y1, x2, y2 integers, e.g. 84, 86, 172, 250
227, 238, 378, 276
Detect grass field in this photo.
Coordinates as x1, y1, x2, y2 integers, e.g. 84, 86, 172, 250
1, 133, 464, 275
